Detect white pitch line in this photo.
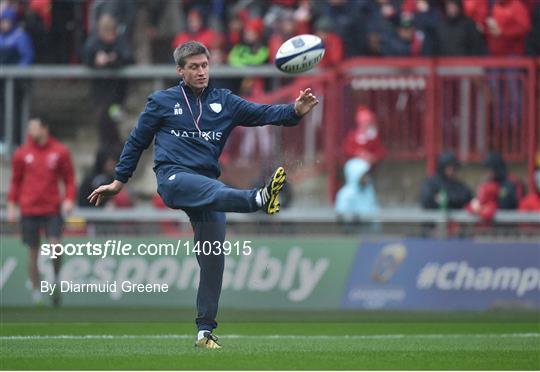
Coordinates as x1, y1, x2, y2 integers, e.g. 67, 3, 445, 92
1, 333, 538, 341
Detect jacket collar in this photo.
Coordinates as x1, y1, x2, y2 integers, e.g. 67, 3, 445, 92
179, 80, 212, 100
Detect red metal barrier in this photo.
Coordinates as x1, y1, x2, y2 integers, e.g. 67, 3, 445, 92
238, 58, 538, 202
336, 57, 539, 197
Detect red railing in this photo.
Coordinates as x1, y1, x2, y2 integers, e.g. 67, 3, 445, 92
249, 58, 539, 202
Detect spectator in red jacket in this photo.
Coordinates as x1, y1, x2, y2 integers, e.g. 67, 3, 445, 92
7, 117, 75, 306
480, 151, 522, 210
463, 0, 488, 31
519, 154, 540, 212
343, 106, 386, 165
485, 0, 531, 56
466, 181, 499, 221
171, 8, 222, 52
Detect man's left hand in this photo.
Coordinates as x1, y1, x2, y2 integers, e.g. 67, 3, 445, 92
294, 88, 319, 117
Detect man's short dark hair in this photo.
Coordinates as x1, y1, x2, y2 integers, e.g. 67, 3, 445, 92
173, 41, 210, 67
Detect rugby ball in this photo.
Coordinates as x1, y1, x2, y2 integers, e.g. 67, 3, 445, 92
275, 34, 325, 74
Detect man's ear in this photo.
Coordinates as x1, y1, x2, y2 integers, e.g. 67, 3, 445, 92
176, 65, 183, 78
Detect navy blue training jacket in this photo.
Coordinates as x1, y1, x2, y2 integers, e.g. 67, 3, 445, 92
115, 81, 301, 183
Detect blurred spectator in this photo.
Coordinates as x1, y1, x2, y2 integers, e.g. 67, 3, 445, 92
89, 0, 137, 41
433, 0, 487, 56
0, 4, 33, 146
462, 0, 488, 31
526, 1, 540, 55
0, 4, 33, 65
343, 106, 386, 166
366, 0, 400, 55
49, 0, 84, 63
485, 0, 531, 56
29, 0, 52, 30
291, 0, 313, 35
379, 15, 424, 56
171, 8, 222, 53
13, 0, 50, 63
335, 158, 379, 215
313, 17, 344, 69
402, 0, 442, 55
84, 13, 133, 69
229, 18, 272, 167
78, 148, 132, 208
311, 0, 366, 55
226, 10, 247, 52
420, 152, 473, 210
268, 8, 296, 63
466, 181, 499, 221
481, 152, 521, 209
83, 13, 133, 107
518, 154, 540, 212
141, 0, 183, 64
228, 18, 268, 67
7, 117, 75, 306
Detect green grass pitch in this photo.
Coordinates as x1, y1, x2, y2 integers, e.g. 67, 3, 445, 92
1, 308, 539, 370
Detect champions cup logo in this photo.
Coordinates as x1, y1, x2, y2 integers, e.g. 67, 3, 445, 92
371, 244, 407, 283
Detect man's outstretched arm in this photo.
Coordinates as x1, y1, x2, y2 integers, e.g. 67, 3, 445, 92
230, 88, 319, 127
88, 94, 163, 206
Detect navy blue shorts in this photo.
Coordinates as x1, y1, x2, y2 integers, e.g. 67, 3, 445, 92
21, 213, 63, 248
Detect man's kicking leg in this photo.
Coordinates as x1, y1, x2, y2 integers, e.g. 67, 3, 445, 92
185, 208, 225, 349
161, 167, 287, 215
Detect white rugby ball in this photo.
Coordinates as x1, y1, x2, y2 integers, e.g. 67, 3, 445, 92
275, 34, 325, 74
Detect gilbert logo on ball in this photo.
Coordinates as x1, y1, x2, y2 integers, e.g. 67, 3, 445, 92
275, 34, 325, 74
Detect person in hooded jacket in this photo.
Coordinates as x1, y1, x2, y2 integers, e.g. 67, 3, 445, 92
433, 0, 487, 56
335, 158, 379, 216
481, 151, 522, 209
0, 5, 33, 65
0, 5, 34, 146
420, 151, 473, 210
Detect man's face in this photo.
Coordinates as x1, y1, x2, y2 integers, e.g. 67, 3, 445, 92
177, 54, 209, 91
27, 119, 48, 143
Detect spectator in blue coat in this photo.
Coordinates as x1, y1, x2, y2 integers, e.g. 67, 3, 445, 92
0, 5, 33, 65
335, 158, 380, 215
0, 5, 33, 146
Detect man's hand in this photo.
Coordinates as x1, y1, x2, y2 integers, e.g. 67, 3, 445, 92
7, 202, 17, 223
62, 199, 74, 216
294, 88, 319, 117
88, 180, 124, 206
